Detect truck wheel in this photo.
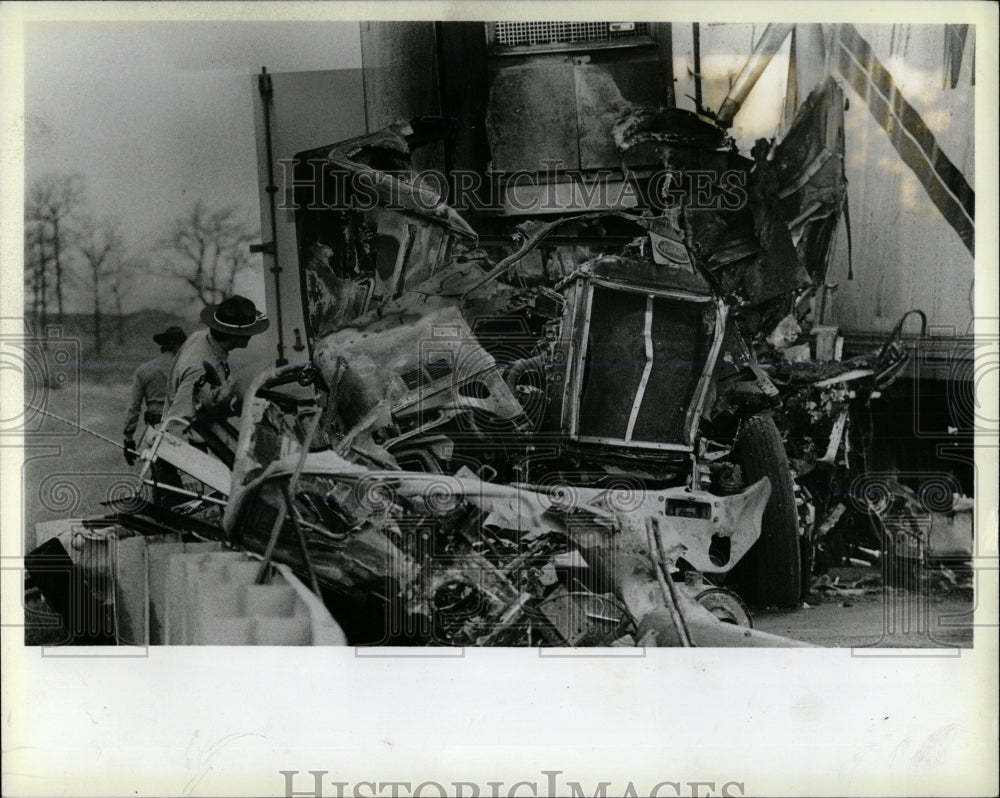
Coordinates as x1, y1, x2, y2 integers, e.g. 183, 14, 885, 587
734, 414, 801, 607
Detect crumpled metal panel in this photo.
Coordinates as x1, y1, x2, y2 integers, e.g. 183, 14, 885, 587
770, 77, 848, 284
613, 106, 728, 154
324, 121, 477, 238
294, 120, 477, 349
611, 104, 817, 322
575, 64, 630, 169
487, 63, 580, 171
313, 303, 525, 434
653, 477, 771, 573
302, 240, 372, 340
225, 453, 767, 578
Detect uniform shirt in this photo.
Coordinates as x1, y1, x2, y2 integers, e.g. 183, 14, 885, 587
163, 328, 236, 433
123, 351, 174, 438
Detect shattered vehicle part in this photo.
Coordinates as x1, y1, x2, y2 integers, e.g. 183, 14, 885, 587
690, 587, 754, 627
137, 426, 232, 497
222, 407, 773, 644
758, 306, 929, 589
293, 119, 478, 349
234, 93, 854, 629
27, 66, 873, 646
27, 520, 347, 646
233, 105, 830, 630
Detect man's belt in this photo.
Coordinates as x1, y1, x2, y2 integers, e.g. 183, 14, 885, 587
144, 411, 163, 426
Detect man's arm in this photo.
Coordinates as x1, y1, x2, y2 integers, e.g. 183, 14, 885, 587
176, 360, 237, 419
122, 371, 144, 438
200, 362, 243, 413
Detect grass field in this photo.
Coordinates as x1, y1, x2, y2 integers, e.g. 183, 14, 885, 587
19, 308, 276, 549
20, 310, 194, 549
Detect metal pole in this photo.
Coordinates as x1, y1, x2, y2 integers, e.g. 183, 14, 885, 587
661, 23, 676, 108
254, 409, 323, 584
25, 404, 143, 457
138, 479, 227, 506
646, 517, 694, 646
282, 480, 322, 596
692, 23, 703, 111
716, 23, 795, 127
258, 66, 288, 367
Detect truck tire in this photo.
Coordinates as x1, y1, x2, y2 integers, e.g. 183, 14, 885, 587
734, 413, 801, 607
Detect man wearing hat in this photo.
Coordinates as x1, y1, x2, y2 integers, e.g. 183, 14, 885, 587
122, 325, 186, 465
162, 295, 270, 435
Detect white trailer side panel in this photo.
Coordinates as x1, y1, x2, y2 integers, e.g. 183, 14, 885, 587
823, 24, 975, 338
252, 66, 367, 366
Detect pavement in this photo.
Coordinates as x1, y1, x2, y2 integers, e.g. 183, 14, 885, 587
753, 567, 975, 648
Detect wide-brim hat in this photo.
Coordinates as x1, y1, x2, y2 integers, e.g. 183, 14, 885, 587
152, 325, 187, 347
200, 295, 270, 336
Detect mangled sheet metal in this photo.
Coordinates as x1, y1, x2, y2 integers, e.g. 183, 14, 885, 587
30, 80, 876, 647
612, 110, 814, 329
218, 298, 776, 645
293, 119, 477, 346
223, 444, 773, 645
610, 79, 848, 336
202, 119, 810, 642
769, 78, 849, 285
248, 79, 876, 636
204, 99, 851, 642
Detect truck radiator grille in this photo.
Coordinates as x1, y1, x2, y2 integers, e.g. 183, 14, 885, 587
576, 287, 710, 447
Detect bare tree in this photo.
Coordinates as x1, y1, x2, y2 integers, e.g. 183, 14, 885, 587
76, 217, 124, 355
158, 201, 257, 306
25, 173, 86, 326
107, 250, 145, 345
106, 262, 128, 346
24, 224, 48, 326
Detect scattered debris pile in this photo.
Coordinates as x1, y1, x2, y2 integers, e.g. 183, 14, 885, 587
26, 79, 969, 646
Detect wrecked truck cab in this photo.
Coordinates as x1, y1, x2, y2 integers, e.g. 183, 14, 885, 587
220, 359, 779, 644
28, 102, 842, 647
194, 119, 794, 643
210, 254, 780, 643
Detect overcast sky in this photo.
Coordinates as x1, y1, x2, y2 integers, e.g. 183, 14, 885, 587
23, 20, 363, 313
